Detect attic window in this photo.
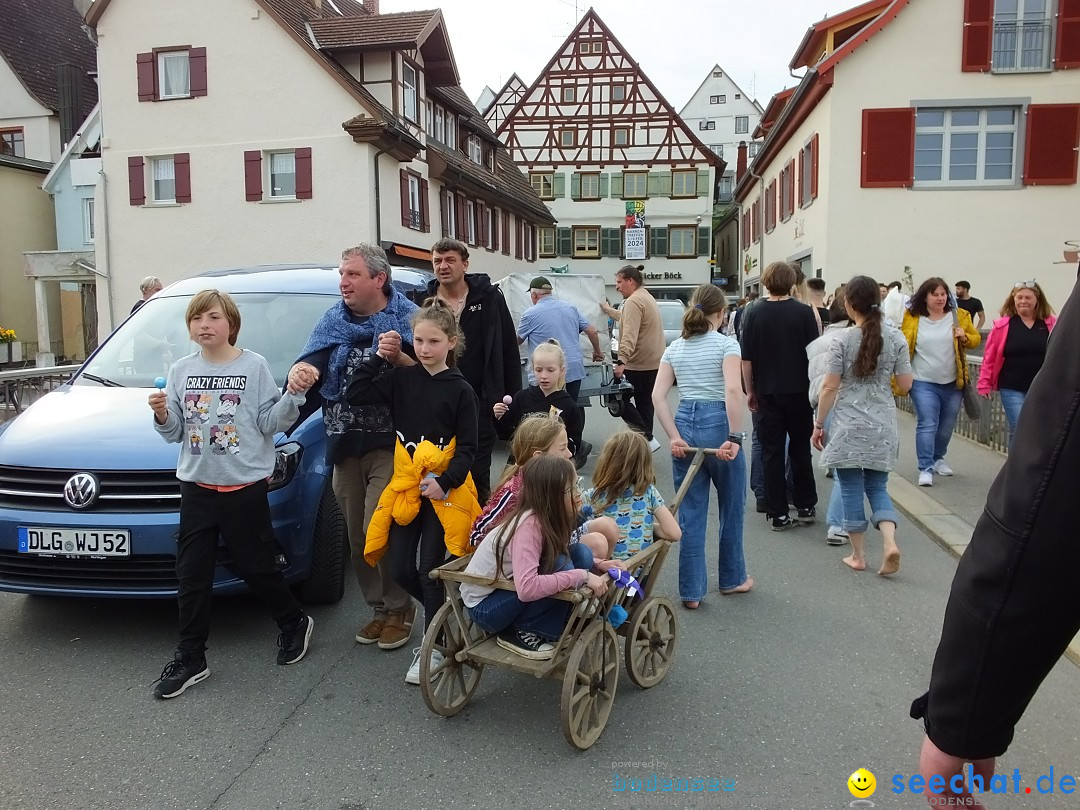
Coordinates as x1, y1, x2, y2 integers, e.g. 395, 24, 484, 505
402, 61, 419, 123
713, 70, 723, 77
467, 135, 483, 165
0, 128, 25, 157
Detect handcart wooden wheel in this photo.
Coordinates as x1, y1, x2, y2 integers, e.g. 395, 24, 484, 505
623, 595, 677, 688
420, 601, 484, 717
560, 620, 619, 750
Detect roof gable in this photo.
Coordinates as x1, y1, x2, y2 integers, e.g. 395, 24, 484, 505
789, 0, 892, 70
679, 64, 762, 116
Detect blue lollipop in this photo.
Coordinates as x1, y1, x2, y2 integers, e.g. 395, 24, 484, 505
154, 377, 167, 390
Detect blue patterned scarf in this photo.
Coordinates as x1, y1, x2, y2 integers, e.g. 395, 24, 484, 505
299, 287, 417, 400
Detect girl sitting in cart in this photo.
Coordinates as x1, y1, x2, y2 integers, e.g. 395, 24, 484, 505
470, 413, 618, 558
460, 454, 616, 660
493, 339, 584, 462
582, 431, 682, 561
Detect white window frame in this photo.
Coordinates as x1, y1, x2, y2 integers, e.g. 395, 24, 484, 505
699, 120, 716, 131
150, 155, 176, 203
467, 135, 483, 164
711, 144, 724, 158
268, 150, 297, 199
562, 86, 576, 103
445, 114, 457, 149
434, 106, 445, 144
407, 174, 422, 229
572, 226, 600, 258
749, 142, 761, 158
83, 198, 95, 244
613, 127, 630, 146
611, 84, 626, 102
157, 50, 190, 100
623, 171, 647, 198
560, 128, 576, 147
579, 172, 600, 199
424, 100, 432, 136
530, 172, 554, 199
445, 190, 457, 237
671, 169, 698, 198
401, 61, 419, 123
992, 0, 1055, 72
668, 226, 697, 257
735, 116, 749, 134
913, 106, 1019, 187
466, 199, 476, 244
800, 142, 814, 207
591, 41, 603, 53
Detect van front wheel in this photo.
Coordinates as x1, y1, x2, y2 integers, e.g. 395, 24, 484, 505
297, 483, 347, 604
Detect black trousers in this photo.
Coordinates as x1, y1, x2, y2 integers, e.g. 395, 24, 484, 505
756, 393, 816, 517
472, 410, 496, 505
621, 368, 658, 440
176, 480, 302, 655
388, 498, 448, 631
912, 270, 1080, 760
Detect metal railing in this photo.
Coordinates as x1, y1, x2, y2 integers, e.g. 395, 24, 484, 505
992, 20, 1053, 72
0, 365, 80, 423
894, 356, 1010, 454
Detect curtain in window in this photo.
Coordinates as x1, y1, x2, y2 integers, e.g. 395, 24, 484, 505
271, 151, 296, 196
161, 53, 190, 97
153, 157, 175, 201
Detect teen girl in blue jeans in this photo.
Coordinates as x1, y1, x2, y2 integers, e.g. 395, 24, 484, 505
653, 284, 751, 608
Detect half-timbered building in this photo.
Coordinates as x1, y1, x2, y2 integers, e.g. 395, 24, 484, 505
490, 10, 723, 302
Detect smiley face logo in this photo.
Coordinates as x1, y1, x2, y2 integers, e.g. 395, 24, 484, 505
847, 768, 877, 798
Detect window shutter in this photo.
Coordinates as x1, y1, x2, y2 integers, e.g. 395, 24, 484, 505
647, 172, 661, 197
766, 180, 776, 231
861, 108, 915, 188
174, 152, 191, 203
456, 195, 467, 239
659, 172, 672, 197
515, 217, 523, 259
189, 47, 208, 97
502, 212, 511, 255
810, 133, 820, 199
400, 169, 411, 226
797, 149, 805, 208
127, 156, 145, 205
1023, 104, 1080, 185
570, 172, 581, 200
619, 225, 627, 259
420, 179, 430, 232
610, 172, 623, 197
1055, 0, 1080, 68
136, 52, 155, 102
477, 202, 488, 246
601, 227, 620, 257
557, 227, 572, 256
741, 209, 750, 250
441, 192, 450, 237
961, 0, 993, 72
697, 226, 710, 257
244, 150, 263, 201
697, 169, 710, 197
599, 173, 609, 198
294, 147, 312, 199
552, 173, 566, 198
530, 226, 537, 262
649, 226, 668, 257
785, 159, 796, 219
491, 208, 500, 250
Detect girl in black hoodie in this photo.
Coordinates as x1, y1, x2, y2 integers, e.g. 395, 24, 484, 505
346, 300, 479, 685
493, 339, 584, 459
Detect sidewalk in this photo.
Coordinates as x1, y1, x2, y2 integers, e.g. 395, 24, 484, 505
887, 410, 1080, 666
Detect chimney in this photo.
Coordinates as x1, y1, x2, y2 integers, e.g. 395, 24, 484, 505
736, 141, 748, 183
365, 0, 380, 13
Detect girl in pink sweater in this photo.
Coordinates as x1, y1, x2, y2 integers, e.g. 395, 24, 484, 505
460, 455, 617, 660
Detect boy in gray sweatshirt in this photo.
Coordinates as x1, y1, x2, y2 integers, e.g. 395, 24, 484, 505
148, 290, 316, 699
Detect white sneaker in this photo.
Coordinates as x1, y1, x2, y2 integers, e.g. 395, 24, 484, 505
648, 437, 661, 452
918, 470, 934, 487
826, 526, 849, 545
404, 646, 444, 685
933, 459, 954, 476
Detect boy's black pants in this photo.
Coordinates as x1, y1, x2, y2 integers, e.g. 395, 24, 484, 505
176, 480, 302, 655
756, 392, 816, 517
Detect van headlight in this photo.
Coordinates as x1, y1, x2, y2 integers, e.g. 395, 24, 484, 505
268, 442, 303, 491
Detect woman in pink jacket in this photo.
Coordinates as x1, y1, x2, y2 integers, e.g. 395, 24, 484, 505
977, 281, 1056, 442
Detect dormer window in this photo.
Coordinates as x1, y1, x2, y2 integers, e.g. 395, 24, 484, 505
446, 114, 457, 149
402, 61, 419, 123
434, 106, 445, 143
467, 135, 483, 165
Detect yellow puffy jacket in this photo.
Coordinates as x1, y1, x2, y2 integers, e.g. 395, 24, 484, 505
363, 438, 482, 566
900, 307, 981, 390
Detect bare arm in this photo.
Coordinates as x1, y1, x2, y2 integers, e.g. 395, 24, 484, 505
651, 362, 685, 456
652, 505, 682, 543
583, 324, 603, 360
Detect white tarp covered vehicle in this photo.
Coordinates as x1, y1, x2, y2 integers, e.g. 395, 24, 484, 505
498, 272, 631, 413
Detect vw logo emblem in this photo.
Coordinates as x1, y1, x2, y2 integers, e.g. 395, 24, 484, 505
63, 472, 100, 510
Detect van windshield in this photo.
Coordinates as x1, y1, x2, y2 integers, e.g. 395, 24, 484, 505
79, 292, 338, 388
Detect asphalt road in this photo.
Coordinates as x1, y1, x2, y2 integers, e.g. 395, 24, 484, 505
2, 400, 1078, 810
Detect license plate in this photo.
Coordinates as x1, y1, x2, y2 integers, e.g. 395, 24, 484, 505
17, 527, 131, 557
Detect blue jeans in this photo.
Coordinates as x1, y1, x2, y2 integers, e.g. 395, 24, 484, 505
672, 401, 747, 600
466, 544, 593, 640
823, 412, 844, 528
999, 388, 1026, 444
909, 380, 963, 471
834, 468, 899, 534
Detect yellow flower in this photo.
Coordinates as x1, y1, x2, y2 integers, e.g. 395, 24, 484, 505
0, 327, 16, 343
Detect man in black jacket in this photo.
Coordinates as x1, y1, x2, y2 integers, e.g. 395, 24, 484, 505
425, 238, 521, 503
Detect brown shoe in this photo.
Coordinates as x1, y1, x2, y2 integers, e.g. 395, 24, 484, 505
378, 603, 416, 650
355, 617, 385, 645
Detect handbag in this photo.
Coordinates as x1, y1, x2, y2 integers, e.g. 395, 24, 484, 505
952, 309, 981, 419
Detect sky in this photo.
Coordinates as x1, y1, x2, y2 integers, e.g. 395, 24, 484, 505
380, 0, 868, 111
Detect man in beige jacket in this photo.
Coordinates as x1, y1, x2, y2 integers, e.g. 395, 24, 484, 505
600, 264, 665, 451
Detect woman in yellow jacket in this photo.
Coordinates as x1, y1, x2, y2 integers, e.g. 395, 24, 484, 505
900, 277, 980, 487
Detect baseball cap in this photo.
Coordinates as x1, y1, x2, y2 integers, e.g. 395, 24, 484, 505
529, 276, 553, 291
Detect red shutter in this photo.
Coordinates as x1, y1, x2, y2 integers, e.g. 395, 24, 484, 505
502, 212, 510, 255
515, 217, 523, 259
420, 178, 430, 232
174, 152, 191, 203
861, 108, 915, 188
810, 133, 820, 199
961, 0, 993, 72
440, 191, 450, 237
1023, 104, 1080, 185
127, 156, 145, 205
477, 202, 488, 246
786, 159, 796, 218
456, 195, 467, 239
244, 150, 263, 201
188, 47, 207, 97
400, 169, 411, 226
294, 147, 312, 199
136, 52, 155, 101
1056, 0, 1080, 68
751, 198, 760, 243
741, 208, 750, 250
797, 149, 805, 209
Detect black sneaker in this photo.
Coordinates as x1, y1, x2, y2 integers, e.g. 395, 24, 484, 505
496, 628, 555, 660
770, 515, 796, 532
153, 650, 210, 699
755, 499, 767, 513
796, 506, 817, 525
277, 614, 314, 665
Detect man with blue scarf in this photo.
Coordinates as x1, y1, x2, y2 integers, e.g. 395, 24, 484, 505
288, 244, 418, 651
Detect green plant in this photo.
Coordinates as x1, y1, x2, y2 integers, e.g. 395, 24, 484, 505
0, 327, 16, 344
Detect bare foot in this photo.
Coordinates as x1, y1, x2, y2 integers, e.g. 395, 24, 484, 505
842, 555, 866, 571
720, 576, 754, 595
878, 548, 901, 576
681, 600, 700, 610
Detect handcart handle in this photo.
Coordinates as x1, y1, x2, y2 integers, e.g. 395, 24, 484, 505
667, 447, 719, 516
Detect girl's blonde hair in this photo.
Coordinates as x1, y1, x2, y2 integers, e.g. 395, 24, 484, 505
414, 298, 466, 366
681, 284, 727, 339
492, 454, 577, 580
590, 431, 655, 512
494, 413, 567, 489
532, 338, 566, 390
